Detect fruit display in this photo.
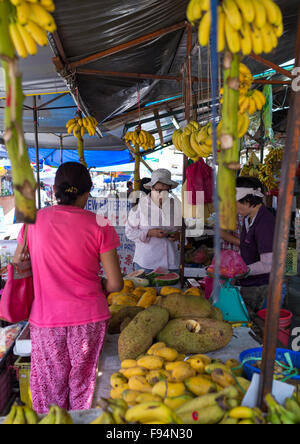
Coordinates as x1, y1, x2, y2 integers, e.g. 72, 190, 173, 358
7, 0, 56, 58
65, 112, 98, 167
2, 402, 73, 424
258, 146, 283, 191
187, 0, 283, 55
156, 292, 213, 319
240, 151, 262, 178
172, 121, 212, 160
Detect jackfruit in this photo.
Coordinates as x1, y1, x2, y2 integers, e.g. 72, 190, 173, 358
108, 306, 144, 334
157, 293, 213, 319
118, 305, 169, 361
157, 317, 233, 354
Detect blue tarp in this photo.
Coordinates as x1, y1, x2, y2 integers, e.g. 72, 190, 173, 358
27, 147, 133, 168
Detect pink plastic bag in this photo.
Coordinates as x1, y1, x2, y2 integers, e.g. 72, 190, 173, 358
207, 250, 248, 278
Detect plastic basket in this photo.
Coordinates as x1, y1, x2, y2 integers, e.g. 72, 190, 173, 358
240, 348, 300, 382
14, 356, 32, 409
285, 249, 298, 276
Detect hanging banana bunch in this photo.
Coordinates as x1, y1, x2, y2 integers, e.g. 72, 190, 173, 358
65, 113, 98, 168
125, 127, 155, 191
172, 120, 212, 161
258, 146, 283, 191
187, 0, 283, 55
0, 0, 56, 223
124, 127, 155, 150
7, 0, 56, 59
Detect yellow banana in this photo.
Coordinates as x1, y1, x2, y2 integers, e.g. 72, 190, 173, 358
268, 23, 278, 49
17, 23, 38, 55
252, 0, 267, 29
273, 21, 283, 38
247, 96, 257, 115
90, 410, 115, 424
3, 405, 17, 424
182, 134, 197, 158
234, 0, 255, 23
80, 126, 85, 138
239, 95, 250, 114
39, 406, 57, 424
28, 3, 57, 32
229, 406, 254, 420
260, 25, 273, 54
261, 0, 281, 25
224, 17, 240, 53
66, 118, 77, 128
198, 11, 211, 47
17, 1, 31, 25
125, 401, 181, 424
217, 9, 226, 52
222, 0, 242, 31
13, 406, 27, 424
187, 0, 202, 23
201, 0, 210, 11
67, 123, 77, 134
252, 90, 266, 110
54, 405, 73, 424
239, 21, 252, 56
9, 22, 28, 58
40, 0, 55, 13
250, 24, 264, 55
9, 0, 22, 5
237, 112, 250, 138
25, 20, 48, 46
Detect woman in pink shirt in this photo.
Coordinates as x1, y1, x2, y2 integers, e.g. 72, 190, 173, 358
15, 162, 123, 414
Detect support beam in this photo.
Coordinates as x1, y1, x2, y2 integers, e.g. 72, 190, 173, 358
125, 142, 153, 173
76, 68, 182, 82
66, 21, 187, 71
250, 53, 295, 79
253, 79, 292, 85
258, 7, 300, 408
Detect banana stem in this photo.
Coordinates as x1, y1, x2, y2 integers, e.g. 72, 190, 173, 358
77, 137, 87, 167
134, 143, 140, 191
218, 52, 240, 231
0, 0, 37, 223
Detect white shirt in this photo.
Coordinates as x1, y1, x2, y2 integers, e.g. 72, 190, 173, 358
125, 194, 182, 270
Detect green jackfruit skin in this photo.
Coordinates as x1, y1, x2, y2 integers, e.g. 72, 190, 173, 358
157, 293, 213, 319
118, 305, 169, 361
157, 317, 233, 354
108, 306, 145, 334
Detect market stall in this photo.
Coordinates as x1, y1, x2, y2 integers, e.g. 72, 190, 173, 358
0, 0, 300, 427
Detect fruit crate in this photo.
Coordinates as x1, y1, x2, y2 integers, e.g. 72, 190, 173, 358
14, 356, 32, 409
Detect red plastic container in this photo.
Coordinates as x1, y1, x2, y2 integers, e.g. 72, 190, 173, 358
257, 309, 293, 347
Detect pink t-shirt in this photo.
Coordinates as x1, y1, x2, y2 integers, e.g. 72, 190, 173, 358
18, 205, 120, 328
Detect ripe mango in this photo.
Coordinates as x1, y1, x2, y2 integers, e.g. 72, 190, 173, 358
110, 372, 128, 388
122, 280, 135, 291
170, 362, 196, 382
146, 369, 170, 385
147, 342, 166, 355
211, 369, 236, 388
136, 291, 157, 308
184, 375, 217, 396
122, 389, 142, 406
121, 359, 138, 369
186, 357, 205, 373
135, 393, 163, 403
152, 347, 178, 362
121, 367, 147, 378
137, 355, 164, 370
110, 384, 129, 399
160, 287, 182, 296
112, 293, 137, 306
152, 380, 186, 398
183, 288, 203, 297
165, 360, 188, 372
128, 376, 153, 393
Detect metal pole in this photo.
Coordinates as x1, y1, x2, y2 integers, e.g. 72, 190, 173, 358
59, 134, 63, 165
33, 96, 41, 209
180, 23, 193, 288
258, 7, 300, 407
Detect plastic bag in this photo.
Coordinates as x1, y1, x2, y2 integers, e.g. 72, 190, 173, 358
207, 250, 248, 278
0, 323, 22, 361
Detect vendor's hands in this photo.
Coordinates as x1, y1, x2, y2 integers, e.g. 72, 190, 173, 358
147, 228, 167, 238
167, 232, 180, 242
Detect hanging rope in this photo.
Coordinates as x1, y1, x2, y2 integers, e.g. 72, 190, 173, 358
137, 83, 141, 128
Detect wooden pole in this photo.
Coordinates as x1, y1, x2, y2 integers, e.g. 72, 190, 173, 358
33, 96, 41, 210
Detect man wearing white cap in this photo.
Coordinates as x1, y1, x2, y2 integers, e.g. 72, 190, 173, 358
125, 169, 182, 273
235, 176, 276, 312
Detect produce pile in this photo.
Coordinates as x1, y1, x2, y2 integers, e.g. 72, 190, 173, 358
187, 0, 283, 55
2, 403, 73, 424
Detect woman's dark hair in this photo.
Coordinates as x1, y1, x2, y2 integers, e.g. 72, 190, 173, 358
54, 162, 93, 205
236, 176, 265, 207
140, 177, 151, 195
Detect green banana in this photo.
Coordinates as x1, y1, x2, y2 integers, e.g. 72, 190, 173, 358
285, 396, 300, 423
23, 406, 39, 424
219, 414, 238, 424
90, 410, 115, 424
54, 405, 73, 424
2, 405, 17, 424
38, 405, 57, 424
13, 405, 26, 424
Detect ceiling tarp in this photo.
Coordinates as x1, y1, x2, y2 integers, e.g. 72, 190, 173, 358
50, 0, 299, 130
27, 147, 133, 169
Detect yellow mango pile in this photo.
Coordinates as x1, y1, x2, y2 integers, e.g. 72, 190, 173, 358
108, 281, 204, 311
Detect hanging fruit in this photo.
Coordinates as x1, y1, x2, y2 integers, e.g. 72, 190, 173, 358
65, 113, 98, 167
187, 0, 283, 55
0, 0, 57, 222
258, 146, 283, 191
124, 127, 155, 151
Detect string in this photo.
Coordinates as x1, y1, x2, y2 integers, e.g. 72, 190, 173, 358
137, 84, 141, 127
76, 86, 79, 113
